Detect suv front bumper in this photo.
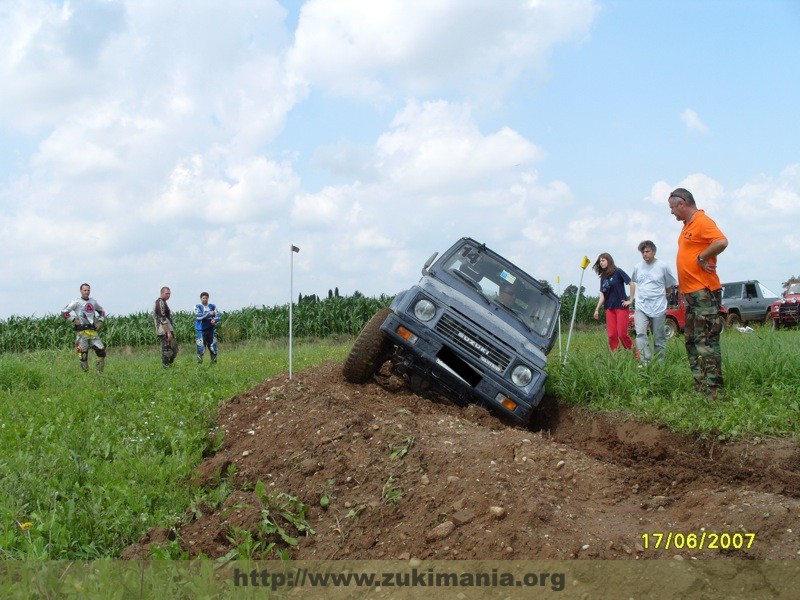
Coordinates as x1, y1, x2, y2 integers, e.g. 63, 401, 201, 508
380, 312, 545, 423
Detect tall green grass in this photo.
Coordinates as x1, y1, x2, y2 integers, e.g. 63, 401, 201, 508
549, 325, 800, 439
0, 339, 350, 560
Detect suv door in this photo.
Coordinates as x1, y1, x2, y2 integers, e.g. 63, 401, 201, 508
742, 282, 761, 321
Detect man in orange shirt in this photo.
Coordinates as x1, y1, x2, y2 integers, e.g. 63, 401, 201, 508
668, 188, 728, 399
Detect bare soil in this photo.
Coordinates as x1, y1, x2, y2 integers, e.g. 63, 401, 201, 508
123, 361, 800, 561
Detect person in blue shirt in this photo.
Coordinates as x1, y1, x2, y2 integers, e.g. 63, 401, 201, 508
194, 292, 220, 364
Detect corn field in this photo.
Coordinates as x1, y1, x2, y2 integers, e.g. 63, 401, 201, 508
0, 294, 393, 354
0, 292, 600, 354
559, 293, 599, 324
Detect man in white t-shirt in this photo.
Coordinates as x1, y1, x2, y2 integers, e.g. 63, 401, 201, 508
630, 240, 677, 365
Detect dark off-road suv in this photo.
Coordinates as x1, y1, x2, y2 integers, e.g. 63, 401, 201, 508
343, 237, 561, 425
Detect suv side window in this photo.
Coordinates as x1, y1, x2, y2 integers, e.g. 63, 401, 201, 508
723, 283, 742, 299
744, 283, 758, 299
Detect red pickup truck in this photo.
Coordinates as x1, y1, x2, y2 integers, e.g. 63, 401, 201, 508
768, 281, 800, 329
628, 290, 728, 339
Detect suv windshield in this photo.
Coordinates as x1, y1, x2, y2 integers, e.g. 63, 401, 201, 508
440, 242, 558, 337
787, 282, 800, 295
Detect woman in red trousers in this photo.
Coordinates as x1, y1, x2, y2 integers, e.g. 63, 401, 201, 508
592, 253, 636, 354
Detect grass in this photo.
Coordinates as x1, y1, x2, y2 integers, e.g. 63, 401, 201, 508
548, 324, 800, 440
1, 323, 798, 560
0, 338, 350, 560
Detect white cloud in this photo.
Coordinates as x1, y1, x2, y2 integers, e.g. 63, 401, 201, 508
288, 0, 599, 99
731, 164, 800, 215
1, 0, 797, 320
1, 1, 606, 316
680, 108, 709, 134
292, 185, 355, 229
0, 0, 122, 132
649, 174, 724, 211
0, 0, 306, 316
375, 100, 544, 192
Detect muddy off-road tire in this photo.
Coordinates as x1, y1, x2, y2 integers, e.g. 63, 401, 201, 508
343, 307, 395, 383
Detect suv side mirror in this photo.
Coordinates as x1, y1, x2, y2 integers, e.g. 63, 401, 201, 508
422, 252, 438, 275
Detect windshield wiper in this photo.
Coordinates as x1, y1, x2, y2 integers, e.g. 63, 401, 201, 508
450, 269, 490, 305
451, 269, 480, 290
490, 298, 533, 332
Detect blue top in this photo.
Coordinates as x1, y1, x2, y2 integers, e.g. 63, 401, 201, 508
194, 303, 220, 332
600, 268, 631, 310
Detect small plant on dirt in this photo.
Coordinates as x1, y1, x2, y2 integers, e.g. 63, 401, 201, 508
318, 478, 335, 508
202, 424, 225, 458
388, 435, 415, 461
381, 476, 403, 506
215, 483, 317, 560
147, 538, 194, 560
254, 481, 316, 547
344, 503, 368, 519
224, 527, 272, 560
189, 480, 233, 520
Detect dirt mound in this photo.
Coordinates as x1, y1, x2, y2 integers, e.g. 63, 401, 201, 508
123, 361, 800, 560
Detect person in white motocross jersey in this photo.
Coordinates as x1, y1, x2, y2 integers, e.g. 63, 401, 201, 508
60, 283, 107, 372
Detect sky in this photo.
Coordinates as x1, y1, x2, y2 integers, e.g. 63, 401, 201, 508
1, 0, 799, 319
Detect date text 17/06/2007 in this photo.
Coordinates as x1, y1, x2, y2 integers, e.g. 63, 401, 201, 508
640, 531, 756, 551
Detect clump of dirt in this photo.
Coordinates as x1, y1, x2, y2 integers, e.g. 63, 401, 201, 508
123, 361, 800, 560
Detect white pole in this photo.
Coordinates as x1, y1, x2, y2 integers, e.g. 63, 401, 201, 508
564, 256, 591, 364
556, 275, 562, 359
290, 244, 299, 379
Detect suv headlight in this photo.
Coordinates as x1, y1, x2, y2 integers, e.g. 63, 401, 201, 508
413, 298, 436, 322
511, 365, 533, 387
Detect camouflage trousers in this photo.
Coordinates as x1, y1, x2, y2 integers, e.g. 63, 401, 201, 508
159, 335, 178, 367
683, 288, 723, 391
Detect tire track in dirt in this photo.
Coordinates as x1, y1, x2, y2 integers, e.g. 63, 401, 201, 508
542, 401, 800, 500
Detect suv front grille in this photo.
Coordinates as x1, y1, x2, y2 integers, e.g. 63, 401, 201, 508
435, 313, 511, 373
778, 304, 800, 317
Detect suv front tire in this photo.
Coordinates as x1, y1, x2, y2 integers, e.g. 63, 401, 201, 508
343, 307, 395, 383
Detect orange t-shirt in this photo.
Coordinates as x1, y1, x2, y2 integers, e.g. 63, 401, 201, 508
676, 210, 726, 294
